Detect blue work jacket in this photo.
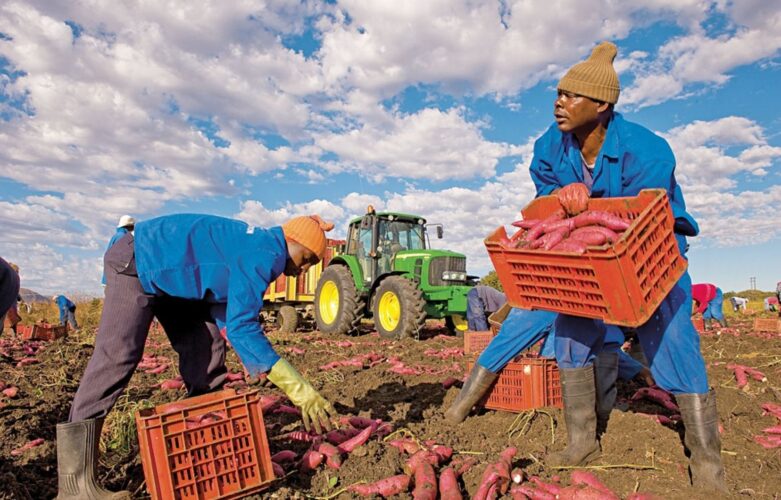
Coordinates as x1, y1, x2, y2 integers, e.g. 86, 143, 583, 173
134, 214, 288, 375
529, 113, 699, 251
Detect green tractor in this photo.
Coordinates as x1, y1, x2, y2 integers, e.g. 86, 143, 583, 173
314, 207, 474, 339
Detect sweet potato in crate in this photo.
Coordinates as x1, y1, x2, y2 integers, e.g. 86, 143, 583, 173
485, 189, 686, 328
135, 389, 274, 500
17, 322, 68, 341
467, 355, 562, 412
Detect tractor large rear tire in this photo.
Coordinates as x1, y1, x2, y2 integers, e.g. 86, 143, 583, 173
372, 276, 426, 340
277, 305, 299, 334
315, 265, 364, 335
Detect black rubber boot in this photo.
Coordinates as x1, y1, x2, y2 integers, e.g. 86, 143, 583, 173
444, 364, 498, 424
677, 391, 728, 493
704, 318, 712, 331
717, 318, 727, 328
546, 366, 601, 467
593, 351, 618, 440
56, 419, 131, 500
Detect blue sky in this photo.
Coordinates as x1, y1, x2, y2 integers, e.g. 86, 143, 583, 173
0, 0, 780, 297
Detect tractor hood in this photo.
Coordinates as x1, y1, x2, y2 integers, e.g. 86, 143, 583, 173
393, 249, 469, 286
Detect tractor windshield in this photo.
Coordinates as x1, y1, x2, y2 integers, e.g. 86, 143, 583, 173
379, 219, 425, 253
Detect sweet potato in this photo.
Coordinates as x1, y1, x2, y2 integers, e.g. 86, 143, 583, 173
349, 474, 411, 497
473, 464, 503, 500
523, 209, 566, 242
337, 425, 373, 453
510, 484, 555, 500
412, 460, 437, 500
568, 229, 607, 246
511, 219, 541, 229
438, 467, 462, 500
511, 468, 524, 484
10, 438, 45, 456
2, 386, 18, 398
430, 444, 454, 463
273, 404, 302, 416
570, 470, 618, 499
529, 476, 561, 494
325, 428, 362, 445
762, 425, 781, 435
299, 449, 324, 472
631, 387, 679, 412
556, 484, 617, 499
550, 239, 587, 254
573, 210, 630, 230
450, 456, 478, 477
271, 450, 297, 463
272, 462, 285, 478
159, 379, 183, 390
761, 402, 781, 419
754, 434, 781, 449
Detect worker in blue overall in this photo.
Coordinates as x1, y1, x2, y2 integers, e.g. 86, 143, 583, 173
57, 214, 338, 499
526, 41, 725, 492
466, 285, 507, 331
446, 307, 654, 435
53, 294, 79, 330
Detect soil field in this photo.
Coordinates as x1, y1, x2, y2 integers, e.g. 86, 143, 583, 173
1, 313, 780, 499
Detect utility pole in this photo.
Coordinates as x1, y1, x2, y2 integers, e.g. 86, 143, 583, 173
750, 277, 757, 290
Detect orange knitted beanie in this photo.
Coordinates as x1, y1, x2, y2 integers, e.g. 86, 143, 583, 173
281, 215, 335, 260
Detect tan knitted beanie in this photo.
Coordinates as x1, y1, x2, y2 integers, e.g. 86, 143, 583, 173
558, 41, 620, 104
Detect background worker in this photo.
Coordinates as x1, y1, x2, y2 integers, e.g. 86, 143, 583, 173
692, 283, 727, 329
446, 307, 654, 430
53, 294, 79, 330
466, 284, 507, 331
0, 257, 21, 324
102, 215, 136, 285
730, 296, 748, 313
57, 214, 338, 499
764, 296, 778, 312
528, 42, 725, 492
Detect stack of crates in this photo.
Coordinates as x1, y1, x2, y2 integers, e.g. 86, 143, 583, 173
135, 389, 275, 500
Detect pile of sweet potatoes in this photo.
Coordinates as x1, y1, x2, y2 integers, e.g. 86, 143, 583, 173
501, 207, 631, 255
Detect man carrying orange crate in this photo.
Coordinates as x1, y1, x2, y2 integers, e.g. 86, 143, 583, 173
527, 42, 726, 492
446, 307, 654, 426
57, 214, 339, 499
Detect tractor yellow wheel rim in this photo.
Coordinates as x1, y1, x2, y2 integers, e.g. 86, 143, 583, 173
378, 291, 401, 332
319, 281, 340, 325
450, 314, 468, 332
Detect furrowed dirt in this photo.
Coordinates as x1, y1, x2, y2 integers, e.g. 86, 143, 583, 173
1, 314, 780, 499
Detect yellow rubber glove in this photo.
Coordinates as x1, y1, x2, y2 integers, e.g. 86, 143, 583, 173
267, 358, 337, 434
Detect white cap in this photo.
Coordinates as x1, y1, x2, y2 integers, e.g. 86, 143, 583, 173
117, 215, 136, 228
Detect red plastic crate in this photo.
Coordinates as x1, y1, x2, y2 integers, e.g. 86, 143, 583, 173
485, 189, 686, 328
753, 318, 781, 333
17, 323, 68, 341
135, 389, 275, 500
467, 356, 562, 412
692, 317, 705, 333
464, 331, 495, 355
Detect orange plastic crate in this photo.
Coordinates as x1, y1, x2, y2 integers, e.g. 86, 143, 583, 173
753, 318, 781, 333
467, 356, 562, 412
485, 189, 686, 328
692, 317, 705, 333
464, 331, 495, 355
135, 389, 275, 500
18, 323, 67, 341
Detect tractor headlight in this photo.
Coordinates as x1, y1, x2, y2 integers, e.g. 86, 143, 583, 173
442, 271, 467, 281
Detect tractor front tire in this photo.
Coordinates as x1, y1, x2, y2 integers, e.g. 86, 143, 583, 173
372, 276, 426, 340
277, 305, 299, 334
315, 265, 364, 335
445, 314, 468, 338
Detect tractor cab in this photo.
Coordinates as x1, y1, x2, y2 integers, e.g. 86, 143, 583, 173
345, 206, 430, 285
